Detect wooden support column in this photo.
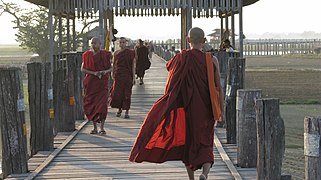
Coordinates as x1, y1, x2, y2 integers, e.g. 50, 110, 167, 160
225, 57, 245, 144
181, 7, 192, 50
72, 17, 77, 51
67, 15, 70, 52
49, 0, 54, 71
231, 1, 236, 47
238, 0, 244, 57
107, 9, 114, 51
220, 14, 224, 42
237, 89, 262, 168
225, 15, 229, 40
58, 14, 63, 53
0, 67, 28, 178
256, 98, 285, 180
304, 116, 321, 180
28, 62, 54, 156
99, 0, 105, 48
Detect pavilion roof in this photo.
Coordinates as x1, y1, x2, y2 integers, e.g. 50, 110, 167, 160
25, 0, 259, 18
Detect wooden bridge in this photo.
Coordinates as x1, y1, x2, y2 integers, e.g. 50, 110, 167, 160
5, 54, 256, 180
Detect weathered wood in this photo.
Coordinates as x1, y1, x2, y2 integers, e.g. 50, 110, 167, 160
27, 62, 54, 156
236, 89, 261, 168
214, 132, 243, 180
281, 175, 292, 180
74, 53, 85, 120
25, 120, 88, 180
256, 98, 285, 180
67, 53, 83, 120
53, 55, 75, 132
225, 57, 245, 144
0, 67, 28, 178
304, 116, 321, 180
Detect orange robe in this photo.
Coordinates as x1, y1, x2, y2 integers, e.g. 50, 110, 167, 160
82, 50, 111, 122
136, 46, 150, 78
110, 49, 135, 110
129, 49, 215, 170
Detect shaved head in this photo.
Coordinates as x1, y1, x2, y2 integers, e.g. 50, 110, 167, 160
188, 27, 205, 45
90, 37, 101, 52
91, 37, 101, 44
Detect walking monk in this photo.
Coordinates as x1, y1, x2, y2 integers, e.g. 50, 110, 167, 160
129, 27, 224, 180
81, 37, 112, 134
135, 39, 150, 85
110, 37, 136, 119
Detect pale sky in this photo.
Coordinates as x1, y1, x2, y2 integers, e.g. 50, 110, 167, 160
0, 0, 321, 44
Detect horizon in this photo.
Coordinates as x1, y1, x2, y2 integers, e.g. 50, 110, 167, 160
1, 0, 321, 44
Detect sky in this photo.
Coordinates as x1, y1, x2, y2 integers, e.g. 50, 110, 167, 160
0, 0, 321, 44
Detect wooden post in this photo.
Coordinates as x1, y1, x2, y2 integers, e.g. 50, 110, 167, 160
0, 67, 28, 178
53, 57, 75, 132
225, 57, 245, 144
181, 7, 192, 50
237, 89, 262, 168
256, 98, 285, 180
27, 62, 54, 156
304, 116, 321, 180
58, 14, 63, 53
72, 17, 77, 51
69, 53, 84, 120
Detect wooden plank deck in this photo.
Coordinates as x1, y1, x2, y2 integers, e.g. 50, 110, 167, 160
6, 54, 256, 180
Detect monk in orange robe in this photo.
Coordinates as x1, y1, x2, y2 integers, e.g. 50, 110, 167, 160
135, 39, 151, 85
129, 27, 224, 180
110, 37, 136, 118
81, 37, 112, 134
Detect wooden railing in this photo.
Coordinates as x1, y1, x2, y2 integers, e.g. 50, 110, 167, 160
153, 39, 321, 56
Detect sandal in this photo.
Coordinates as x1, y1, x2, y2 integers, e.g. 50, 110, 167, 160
99, 130, 106, 134
199, 174, 207, 180
90, 129, 98, 134
124, 114, 130, 119
116, 110, 122, 117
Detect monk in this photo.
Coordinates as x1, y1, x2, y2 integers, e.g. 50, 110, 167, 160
129, 27, 224, 180
81, 37, 112, 134
110, 37, 136, 118
135, 39, 151, 85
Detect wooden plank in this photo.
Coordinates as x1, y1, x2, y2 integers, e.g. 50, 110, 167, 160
214, 131, 243, 180
25, 120, 88, 180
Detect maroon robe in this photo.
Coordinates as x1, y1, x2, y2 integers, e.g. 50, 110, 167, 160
82, 50, 112, 123
136, 46, 150, 78
129, 49, 215, 170
110, 49, 135, 110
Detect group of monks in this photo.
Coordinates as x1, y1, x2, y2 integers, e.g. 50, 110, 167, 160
81, 27, 224, 180
81, 37, 151, 134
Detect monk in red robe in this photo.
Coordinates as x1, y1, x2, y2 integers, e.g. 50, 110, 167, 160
135, 39, 151, 85
129, 27, 224, 180
81, 37, 112, 134
110, 37, 136, 118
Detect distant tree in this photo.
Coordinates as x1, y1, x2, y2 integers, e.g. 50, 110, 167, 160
0, 1, 54, 59
0, 0, 87, 60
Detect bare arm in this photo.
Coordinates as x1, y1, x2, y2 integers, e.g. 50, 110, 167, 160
81, 63, 98, 76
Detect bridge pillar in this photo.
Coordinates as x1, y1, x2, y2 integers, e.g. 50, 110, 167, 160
181, 7, 192, 50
